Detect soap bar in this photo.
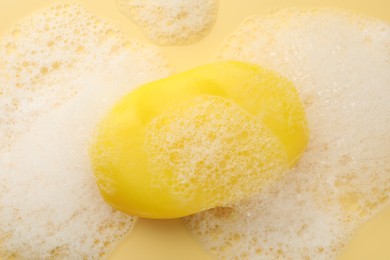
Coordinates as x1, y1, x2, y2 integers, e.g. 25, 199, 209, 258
90, 61, 308, 218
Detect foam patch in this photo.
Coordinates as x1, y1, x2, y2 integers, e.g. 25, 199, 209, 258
0, 3, 170, 153
144, 95, 288, 208
184, 9, 390, 259
117, 0, 218, 45
0, 4, 171, 258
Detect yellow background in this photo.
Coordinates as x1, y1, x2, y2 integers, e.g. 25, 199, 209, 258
0, 0, 389, 259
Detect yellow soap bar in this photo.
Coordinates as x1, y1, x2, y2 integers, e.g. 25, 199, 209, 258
90, 61, 308, 218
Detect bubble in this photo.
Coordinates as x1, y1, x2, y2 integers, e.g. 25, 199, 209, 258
117, 0, 218, 45
144, 96, 288, 209
184, 9, 390, 260
0, 4, 171, 258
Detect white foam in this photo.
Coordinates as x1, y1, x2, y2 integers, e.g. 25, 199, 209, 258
184, 9, 390, 259
144, 95, 288, 210
0, 3, 171, 153
117, 0, 219, 45
0, 4, 171, 258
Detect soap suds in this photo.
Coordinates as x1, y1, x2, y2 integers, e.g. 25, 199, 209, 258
0, 4, 171, 259
117, 0, 218, 45
184, 9, 390, 260
144, 96, 288, 210
0, 3, 170, 153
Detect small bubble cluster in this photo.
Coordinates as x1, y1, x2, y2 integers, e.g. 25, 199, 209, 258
117, 0, 218, 45
144, 96, 288, 210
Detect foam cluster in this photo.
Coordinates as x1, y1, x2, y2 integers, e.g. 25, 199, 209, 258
184, 9, 390, 259
0, 4, 171, 259
144, 95, 288, 208
117, 0, 218, 45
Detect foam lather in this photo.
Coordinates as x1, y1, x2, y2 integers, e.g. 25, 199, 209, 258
0, 4, 171, 259
184, 9, 390, 260
117, 0, 218, 45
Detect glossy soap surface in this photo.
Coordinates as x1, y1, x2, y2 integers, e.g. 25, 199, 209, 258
90, 61, 308, 218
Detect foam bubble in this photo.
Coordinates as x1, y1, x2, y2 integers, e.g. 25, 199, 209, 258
184, 9, 390, 259
0, 3, 171, 153
144, 95, 288, 209
0, 4, 171, 258
117, 0, 218, 45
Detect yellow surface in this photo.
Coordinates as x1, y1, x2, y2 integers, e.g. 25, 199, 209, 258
0, 0, 389, 259
91, 61, 308, 218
